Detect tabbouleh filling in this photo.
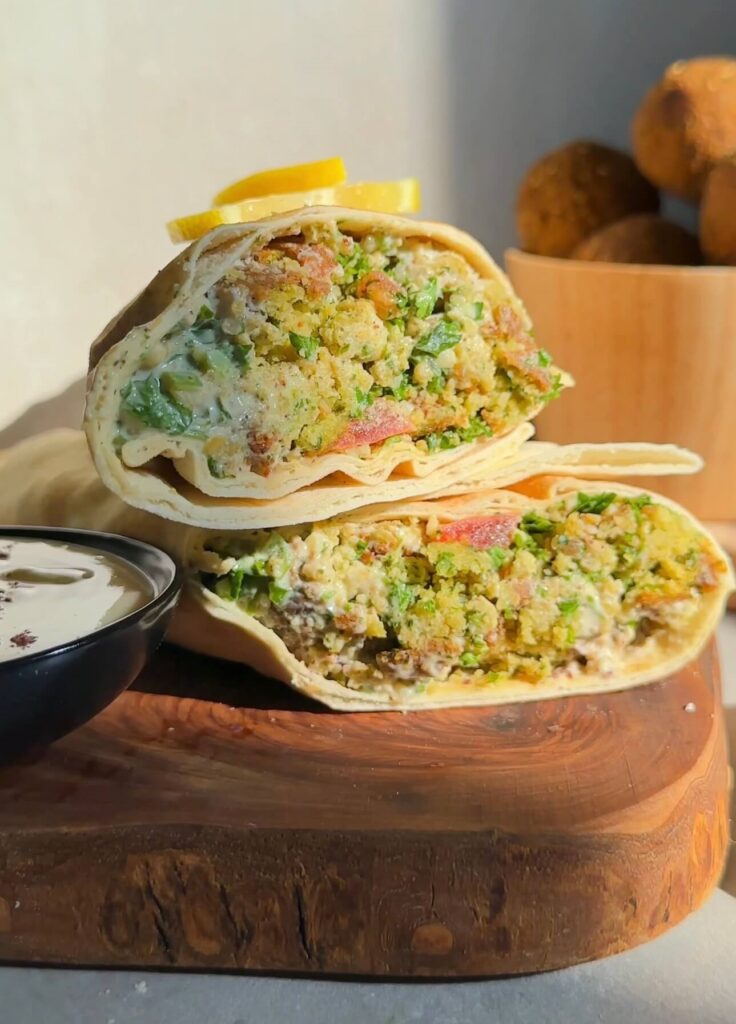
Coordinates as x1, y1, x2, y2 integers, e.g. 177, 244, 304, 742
198, 492, 724, 694
116, 221, 563, 478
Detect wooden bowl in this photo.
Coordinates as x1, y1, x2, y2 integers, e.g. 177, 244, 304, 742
505, 249, 736, 519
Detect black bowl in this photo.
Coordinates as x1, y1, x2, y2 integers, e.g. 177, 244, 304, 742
0, 526, 182, 763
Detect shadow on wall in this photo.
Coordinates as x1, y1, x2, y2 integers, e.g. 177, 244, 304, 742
444, 0, 736, 256
0, 377, 85, 450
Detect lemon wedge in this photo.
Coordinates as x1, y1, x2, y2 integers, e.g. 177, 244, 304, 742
213, 157, 347, 205
167, 179, 421, 243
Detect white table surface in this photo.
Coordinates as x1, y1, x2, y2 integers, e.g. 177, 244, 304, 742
1, 617, 734, 1023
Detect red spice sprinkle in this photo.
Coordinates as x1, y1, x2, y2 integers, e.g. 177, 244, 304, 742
9, 630, 37, 649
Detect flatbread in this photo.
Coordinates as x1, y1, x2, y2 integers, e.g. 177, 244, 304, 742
85, 206, 572, 527
0, 429, 729, 711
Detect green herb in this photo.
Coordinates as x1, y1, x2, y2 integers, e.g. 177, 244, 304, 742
417, 598, 437, 613
355, 540, 368, 557
566, 624, 577, 645
228, 567, 245, 601
160, 370, 202, 393
558, 597, 579, 617
196, 304, 214, 322
484, 671, 501, 684
575, 491, 617, 515
471, 301, 484, 321
520, 511, 554, 534
459, 418, 493, 442
289, 332, 320, 360
386, 372, 411, 400
541, 372, 564, 403
234, 535, 293, 580
412, 277, 439, 319
388, 581, 415, 617
427, 429, 459, 452
426, 372, 445, 394
230, 342, 252, 371
207, 456, 229, 479
488, 546, 511, 571
354, 387, 376, 414
337, 243, 370, 286
121, 375, 193, 435
537, 348, 552, 367
412, 318, 462, 358
268, 581, 291, 606
503, 607, 516, 621
424, 418, 492, 453
460, 652, 480, 667
216, 396, 232, 422
627, 494, 652, 523
434, 551, 456, 577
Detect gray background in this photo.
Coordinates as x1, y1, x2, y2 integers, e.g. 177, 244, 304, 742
445, 0, 736, 245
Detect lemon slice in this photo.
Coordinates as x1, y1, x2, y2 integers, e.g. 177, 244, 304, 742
167, 179, 421, 243
213, 157, 347, 205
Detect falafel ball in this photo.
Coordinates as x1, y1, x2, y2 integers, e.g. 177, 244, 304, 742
572, 214, 702, 265
632, 56, 736, 201
700, 157, 736, 264
516, 141, 659, 257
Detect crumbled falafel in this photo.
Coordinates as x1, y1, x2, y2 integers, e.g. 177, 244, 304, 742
700, 157, 736, 264
632, 56, 736, 201
572, 214, 702, 265
516, 141, 659, 257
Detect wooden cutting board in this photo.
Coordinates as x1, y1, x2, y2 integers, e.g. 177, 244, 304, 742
0, 640, 728, 977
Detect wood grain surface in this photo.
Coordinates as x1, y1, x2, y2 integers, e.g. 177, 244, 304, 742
505, 249, 736, 520
0, 641, 728, 977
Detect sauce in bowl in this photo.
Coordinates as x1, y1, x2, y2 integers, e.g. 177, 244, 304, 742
0, 538, 153, 662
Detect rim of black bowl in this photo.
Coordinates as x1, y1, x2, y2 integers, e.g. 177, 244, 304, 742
0, 525, 183, 673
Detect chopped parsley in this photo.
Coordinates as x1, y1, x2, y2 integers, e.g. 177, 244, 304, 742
433, 551, 456, 577
575, 492, 617, 515
488, 546, 511, 571
354, 387, 375, 414
412, 277, 439, 319
541, 372, 564, 404
520, 511, 554, 534
425, 418, 493, 452
268, 582, 291, 607
558, 598, 579, 617
337, 243, 371, 286
120, 375, 193, 435
385, 372, 411, 400
207, 456, 229, 479
289, 331, 320, 360
537, 348, 552, 367
388, 581, 415, 618
412, 318, 462, 358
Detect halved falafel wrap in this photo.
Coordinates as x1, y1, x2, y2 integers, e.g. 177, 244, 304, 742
1, 430, 729, 710
85, 207, 572, 527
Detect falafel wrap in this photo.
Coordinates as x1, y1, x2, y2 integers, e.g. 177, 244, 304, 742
85, 207, 573, 528
1, 430, 729, 710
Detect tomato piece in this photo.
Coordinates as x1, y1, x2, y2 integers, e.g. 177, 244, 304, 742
436, 514, 520, 549
330, 400, 413, 452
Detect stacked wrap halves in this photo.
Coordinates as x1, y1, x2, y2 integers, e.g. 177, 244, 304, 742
1, 207, 731, 709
